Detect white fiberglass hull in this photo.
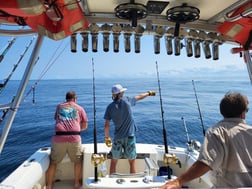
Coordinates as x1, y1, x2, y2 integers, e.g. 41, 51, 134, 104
0, 143, 212, 189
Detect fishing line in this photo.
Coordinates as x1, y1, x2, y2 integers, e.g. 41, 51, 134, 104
192, 80, 206, 136
36, 40, 67, 82
92, 58, 99, 182
23, 40, 68, 103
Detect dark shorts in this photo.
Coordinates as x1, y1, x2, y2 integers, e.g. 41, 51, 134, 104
50, 142, 83, 164
111, 136, 136, 159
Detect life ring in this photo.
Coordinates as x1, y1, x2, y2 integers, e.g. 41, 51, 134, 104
0, 0, 44, 17
0, 0, 89, 40
217, 1, 252, 47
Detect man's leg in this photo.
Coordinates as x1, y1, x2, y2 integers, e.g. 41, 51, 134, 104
46, 163, 56, 189
74, 161, 82, 189
128, 159, 136, 173
126, 136, 137, 174
110, 158, 118, 174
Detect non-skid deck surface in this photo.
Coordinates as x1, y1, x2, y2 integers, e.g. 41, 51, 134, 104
53, 180, 85, 189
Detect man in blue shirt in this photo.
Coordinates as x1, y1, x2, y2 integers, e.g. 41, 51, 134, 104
104, 84, 155, 174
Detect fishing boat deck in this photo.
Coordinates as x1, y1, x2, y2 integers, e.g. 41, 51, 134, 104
53, 180, 78, 189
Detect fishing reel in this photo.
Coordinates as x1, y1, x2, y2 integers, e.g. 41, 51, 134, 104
163, 153, 181, 167
187, 140, 201, 152
91, 153, 106, 167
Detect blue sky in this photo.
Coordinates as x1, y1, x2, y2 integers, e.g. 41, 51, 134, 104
0, 32, 249, 81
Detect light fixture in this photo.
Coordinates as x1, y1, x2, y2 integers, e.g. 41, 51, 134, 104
101, 24, 111, 52
115, 0, 147, 27
165, 28, 174, 55
90, 23, 99, 52
112, 24, 122, 53
154, 26, 165, 54
81, 32, 89, 52
166, 3, 200, 37
134, 25, 144, 53
123, 25, 132, 53
70, 33, 77, 53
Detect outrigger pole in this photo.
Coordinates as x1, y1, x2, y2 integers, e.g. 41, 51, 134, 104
92, 58, 99, 182
192, 80, 206, 136
155, 61, 172, 179
0, 35, 44, 154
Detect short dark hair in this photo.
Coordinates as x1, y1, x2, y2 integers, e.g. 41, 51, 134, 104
66, 91, 76, 101
220, 92, 248, 118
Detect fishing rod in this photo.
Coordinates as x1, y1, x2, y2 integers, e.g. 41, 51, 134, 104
181, 117, 190, 144
156, 62, 181, 178
92, 58, 99, 182
0, 36, 36, 94
181, 116, 201, 152
0, 37, 16, 63
156, 61, 175, 179
192, 80, 206, 136
155, 61, 169, 154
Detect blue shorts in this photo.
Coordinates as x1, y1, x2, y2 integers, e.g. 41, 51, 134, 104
111, 136, 136, 159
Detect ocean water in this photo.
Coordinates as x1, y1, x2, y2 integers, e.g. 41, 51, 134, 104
1, 76, 252, 182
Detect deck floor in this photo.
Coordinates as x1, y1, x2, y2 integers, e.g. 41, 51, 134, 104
53, 180, 85, 189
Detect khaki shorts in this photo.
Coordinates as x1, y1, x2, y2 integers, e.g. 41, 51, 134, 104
50, 142, 83, 164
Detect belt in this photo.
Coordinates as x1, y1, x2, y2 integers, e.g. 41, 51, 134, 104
55, 131, 80, 135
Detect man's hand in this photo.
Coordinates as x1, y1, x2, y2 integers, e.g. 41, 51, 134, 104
159, 179, 181, 189
105, 137, 112, 147
147, 90, 156, 96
